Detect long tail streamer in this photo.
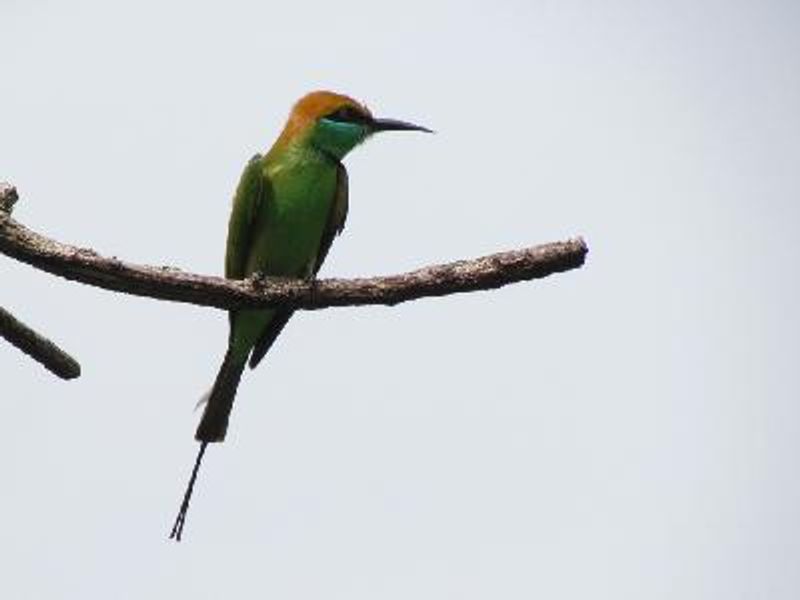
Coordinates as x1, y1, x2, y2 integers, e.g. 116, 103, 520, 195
170, 442, 208, 541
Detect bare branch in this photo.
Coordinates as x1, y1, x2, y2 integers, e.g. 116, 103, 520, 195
0, 306, 81, 379
1, 184, 80, 378
0, 183, 587, 312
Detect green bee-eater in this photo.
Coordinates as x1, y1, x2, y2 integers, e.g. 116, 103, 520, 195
170, 91, 430, 539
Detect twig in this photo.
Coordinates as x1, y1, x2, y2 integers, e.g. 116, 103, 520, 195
0, 306, 81, 379
0, 183, 18, 213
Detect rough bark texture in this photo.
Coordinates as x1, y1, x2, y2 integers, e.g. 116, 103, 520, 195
0, 213, 587, 311
1, 182, 588, 379
1, 184, 81, 378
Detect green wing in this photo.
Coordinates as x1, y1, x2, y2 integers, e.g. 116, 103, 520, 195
313, 162, 349, 274
247, 162, 349, 369
225, 154, 267, 280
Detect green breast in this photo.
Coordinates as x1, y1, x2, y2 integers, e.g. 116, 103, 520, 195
246, 150, 337, 278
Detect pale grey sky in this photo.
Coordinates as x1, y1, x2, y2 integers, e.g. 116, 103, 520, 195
2, 1, 799, 598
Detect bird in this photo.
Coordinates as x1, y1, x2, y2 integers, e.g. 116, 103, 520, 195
170, 91, 431, 540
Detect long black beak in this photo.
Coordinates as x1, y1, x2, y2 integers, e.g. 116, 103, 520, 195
370, 117, 433, 133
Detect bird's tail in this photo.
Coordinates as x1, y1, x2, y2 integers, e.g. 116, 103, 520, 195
195, 346, 248, 443
169, 346, 248, 540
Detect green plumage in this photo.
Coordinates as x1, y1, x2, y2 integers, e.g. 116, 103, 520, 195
196, 144, 349, 442
171, 91, 430, 541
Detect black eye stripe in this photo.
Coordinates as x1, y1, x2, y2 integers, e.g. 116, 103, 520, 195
326, 107, 368, 124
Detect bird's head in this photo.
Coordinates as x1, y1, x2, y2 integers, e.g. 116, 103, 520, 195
275, 90, 431, 160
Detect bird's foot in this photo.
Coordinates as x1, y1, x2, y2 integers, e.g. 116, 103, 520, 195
247, 271, 270, 289
306, 276, 319, 304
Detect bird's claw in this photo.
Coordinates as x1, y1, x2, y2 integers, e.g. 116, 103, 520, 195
307, 277, 321, 304
248, 271, 270, 288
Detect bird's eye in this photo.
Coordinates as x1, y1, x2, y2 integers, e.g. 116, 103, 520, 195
326, 107, 361, 123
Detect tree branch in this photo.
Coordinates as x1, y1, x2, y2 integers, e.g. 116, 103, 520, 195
1, 181, 587, 321
0, 183, 80, 378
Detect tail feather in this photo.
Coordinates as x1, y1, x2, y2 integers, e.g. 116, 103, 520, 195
195, 347, 247, 442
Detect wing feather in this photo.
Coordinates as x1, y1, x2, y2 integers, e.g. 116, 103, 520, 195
225, 154, 268, 339
225, 154, 267, 280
